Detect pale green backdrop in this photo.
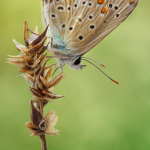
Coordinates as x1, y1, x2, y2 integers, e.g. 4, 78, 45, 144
0, 0, 150, 150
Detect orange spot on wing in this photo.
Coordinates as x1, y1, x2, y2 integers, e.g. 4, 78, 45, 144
130, 0, 134, 4
101, 7, 107, 14
50, 0, 53, 2
98, 0, 105, 4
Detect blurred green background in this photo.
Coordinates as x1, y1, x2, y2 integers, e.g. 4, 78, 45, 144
0, 0, 150, 150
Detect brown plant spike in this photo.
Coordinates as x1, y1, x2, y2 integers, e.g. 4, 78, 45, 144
7, 21, 65, 150
25, 101, 60, 136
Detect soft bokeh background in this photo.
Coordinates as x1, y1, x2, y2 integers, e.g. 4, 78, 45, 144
0, 0, 150, 150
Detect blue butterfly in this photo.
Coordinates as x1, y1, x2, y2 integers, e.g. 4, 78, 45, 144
42, 0, 139, 83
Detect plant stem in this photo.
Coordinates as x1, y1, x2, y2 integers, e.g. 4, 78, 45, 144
40, 135, 47, 150
39, 100, 47, 150
39, 100, 44, 117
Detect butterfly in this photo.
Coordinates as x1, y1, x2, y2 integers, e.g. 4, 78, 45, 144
42, 0, 139, 83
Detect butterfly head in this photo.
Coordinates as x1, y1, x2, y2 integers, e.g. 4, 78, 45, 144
49, 43, 86, 70
59, 55, 86, 70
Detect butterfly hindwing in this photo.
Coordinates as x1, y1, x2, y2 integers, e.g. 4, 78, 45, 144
42, 0, 53, 38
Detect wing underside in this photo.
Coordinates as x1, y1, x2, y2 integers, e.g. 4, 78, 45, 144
42, 0, 139, 55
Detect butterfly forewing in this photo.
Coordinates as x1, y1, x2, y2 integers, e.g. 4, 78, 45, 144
42, 0, 139, 55
67, 0, 139, 54
76, 0, 139, 55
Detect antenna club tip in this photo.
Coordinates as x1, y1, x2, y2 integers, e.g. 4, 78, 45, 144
99, 64, 105, 68
111, 79, 119, 85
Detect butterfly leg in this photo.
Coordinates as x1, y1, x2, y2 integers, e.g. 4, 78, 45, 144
27, 29, 39, 36
52, 63, 65, 76
59, 63, 64, 72
51, 38, 53, 48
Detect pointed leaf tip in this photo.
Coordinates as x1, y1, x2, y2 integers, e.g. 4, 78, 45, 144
24, 20, 29, 47
30, 100, 42, 128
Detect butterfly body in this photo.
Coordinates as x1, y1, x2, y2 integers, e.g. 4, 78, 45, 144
42, 0, 139, 70
49, 45, 85, 70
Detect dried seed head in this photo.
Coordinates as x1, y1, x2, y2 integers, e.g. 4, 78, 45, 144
8, 21, 65, 138
25, 102, 60, 136
30, 100, 43, 128
7, 21, 50, 75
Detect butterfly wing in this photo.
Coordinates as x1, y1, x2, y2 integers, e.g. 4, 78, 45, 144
70, 0, 139, 55
42, 0, 139, 55
42, 0, 84, 43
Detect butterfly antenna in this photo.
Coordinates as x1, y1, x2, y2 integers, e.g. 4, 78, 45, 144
27, 29, 52, 39
82, 59, 119, 85
82, 57, 105, 68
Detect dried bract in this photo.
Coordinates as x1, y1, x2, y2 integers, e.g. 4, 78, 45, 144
7, 20, 65, 107
7, 21, 64, 147
29, 62, 65, 107
7, 20, 49, 75
25, 101, 60, 136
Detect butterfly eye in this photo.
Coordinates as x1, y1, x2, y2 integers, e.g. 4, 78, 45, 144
74, 57, 81, 65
